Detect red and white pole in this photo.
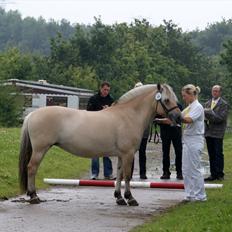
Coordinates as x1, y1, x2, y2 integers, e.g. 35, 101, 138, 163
43, 178, 222, 189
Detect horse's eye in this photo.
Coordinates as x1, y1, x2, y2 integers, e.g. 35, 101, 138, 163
164, 99, 170, 104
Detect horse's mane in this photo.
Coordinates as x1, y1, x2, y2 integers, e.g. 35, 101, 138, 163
115, 84, 177, 105
116, 84, 156, 104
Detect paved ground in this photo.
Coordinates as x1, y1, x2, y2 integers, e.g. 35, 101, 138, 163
0, 142, 209, 232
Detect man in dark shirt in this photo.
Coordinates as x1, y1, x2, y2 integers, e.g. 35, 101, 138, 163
87, 81, 114, 180
156, 103, 183, 180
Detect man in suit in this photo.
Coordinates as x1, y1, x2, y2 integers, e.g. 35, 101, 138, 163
204, 85, 229, 181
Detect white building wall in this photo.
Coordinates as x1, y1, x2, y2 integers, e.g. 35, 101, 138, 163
23, 94, 81, 117
67, 95, 79, 109
32, 94, 46, 107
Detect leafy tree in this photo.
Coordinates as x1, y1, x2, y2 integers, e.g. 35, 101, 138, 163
190, 19, 232, 56
0, 47, 34, 81
0, 85, 24, 127
71, 65, 98, 90
0, 8, 75, 55
220, 39, 232, 104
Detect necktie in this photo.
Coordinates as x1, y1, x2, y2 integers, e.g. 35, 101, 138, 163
211, 100, 216, 109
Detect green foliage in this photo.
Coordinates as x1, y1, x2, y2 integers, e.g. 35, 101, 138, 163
0, 47, 35, 81
71, 65, 99, 90
0, 8, 75, 55
46, 18, 214, 99
220, 39, 232, 104
0, 128, 90, 198
0, 8, 232, 103
190, 18, 232, 56
0, 86, 24, 127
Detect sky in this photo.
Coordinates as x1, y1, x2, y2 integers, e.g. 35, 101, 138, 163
2, 0, 232, 31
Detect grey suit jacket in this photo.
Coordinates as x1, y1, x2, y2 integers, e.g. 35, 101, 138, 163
204, 98, 229, 138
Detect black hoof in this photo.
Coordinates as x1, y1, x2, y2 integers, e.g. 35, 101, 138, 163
127, 198, 139, 206
29, 196, 41, 204
116, 198, 127, 206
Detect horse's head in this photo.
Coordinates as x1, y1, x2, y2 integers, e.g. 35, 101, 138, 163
154, 84, 181, 126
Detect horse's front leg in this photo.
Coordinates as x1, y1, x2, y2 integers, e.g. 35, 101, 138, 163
114, 157, 127, 205
123, 153, 139, 206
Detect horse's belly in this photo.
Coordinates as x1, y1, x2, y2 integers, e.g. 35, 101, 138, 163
58, 143, 116, 158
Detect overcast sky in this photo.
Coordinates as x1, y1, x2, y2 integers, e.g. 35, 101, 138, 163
2, 0, 232, 31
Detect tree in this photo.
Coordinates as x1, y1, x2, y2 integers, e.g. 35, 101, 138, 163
220, 39, 232, 104
0, 47, 34, 81
0, 85, 24, 127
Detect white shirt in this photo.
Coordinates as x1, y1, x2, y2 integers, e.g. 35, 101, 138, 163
182, 99, 205, 136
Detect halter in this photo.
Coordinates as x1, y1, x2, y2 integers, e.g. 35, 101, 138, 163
154, 90, 179, 115
149, 89, 179, 144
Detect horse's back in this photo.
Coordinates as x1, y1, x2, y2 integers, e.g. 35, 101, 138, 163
26, 106, 81, 145
25, 106, 118, 155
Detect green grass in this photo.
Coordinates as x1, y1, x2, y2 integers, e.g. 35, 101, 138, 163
0, 128, 90, 198
131, 133, 232, 232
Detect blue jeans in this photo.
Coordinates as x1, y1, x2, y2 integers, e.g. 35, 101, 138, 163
91, 157, 113, 177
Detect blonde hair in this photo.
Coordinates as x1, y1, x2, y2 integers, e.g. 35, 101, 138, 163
182, 84, 201, 96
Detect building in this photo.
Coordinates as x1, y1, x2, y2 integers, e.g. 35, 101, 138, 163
3, 79, 94, 117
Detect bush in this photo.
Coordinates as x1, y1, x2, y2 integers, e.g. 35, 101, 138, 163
0, 86, 24, 127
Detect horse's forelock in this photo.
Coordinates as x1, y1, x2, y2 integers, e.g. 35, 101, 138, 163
162, 84, 178, 102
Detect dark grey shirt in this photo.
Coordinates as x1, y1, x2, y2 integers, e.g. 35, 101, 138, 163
204, 98, 229, 138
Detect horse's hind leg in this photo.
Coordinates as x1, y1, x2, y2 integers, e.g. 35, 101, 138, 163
27, 148, 48, 204
114, 157, 127, 205
123, 154, 139, 206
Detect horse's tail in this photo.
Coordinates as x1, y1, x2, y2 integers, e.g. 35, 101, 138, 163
19, 115, 32, 193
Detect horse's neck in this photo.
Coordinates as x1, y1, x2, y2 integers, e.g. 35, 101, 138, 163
126, 91, 155, 128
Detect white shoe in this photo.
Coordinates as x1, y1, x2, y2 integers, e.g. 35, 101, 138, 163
104, 175, 116, 180
91, 175, 98, 180
194, 197, 207, 202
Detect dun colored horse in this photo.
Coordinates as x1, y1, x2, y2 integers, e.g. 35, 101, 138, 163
19, 84, 181, 206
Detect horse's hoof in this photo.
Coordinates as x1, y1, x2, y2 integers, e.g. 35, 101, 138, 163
127, 198, 139, 206
116, 198, 127, 206
29, 197, 41, 204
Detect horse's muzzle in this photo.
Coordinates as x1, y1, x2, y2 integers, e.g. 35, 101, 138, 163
168, 112, 182, 127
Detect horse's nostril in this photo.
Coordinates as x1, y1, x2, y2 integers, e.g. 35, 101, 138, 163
175, 115, 182, 125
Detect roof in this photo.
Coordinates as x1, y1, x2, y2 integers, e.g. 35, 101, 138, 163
2, 79, 94, 97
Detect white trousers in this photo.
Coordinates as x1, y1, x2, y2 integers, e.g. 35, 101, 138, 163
182, 135, 207, 201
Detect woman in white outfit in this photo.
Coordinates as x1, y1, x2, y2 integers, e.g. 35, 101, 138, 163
181, 84, 207, 202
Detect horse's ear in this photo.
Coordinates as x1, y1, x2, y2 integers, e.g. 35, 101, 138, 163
157, 83, 161, 91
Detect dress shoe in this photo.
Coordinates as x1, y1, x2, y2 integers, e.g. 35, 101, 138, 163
217, 176, 224, 181
176, 173, 183, 180
204, 176, 217, 181
140, 174, 148, 180
160, 173, 170, 179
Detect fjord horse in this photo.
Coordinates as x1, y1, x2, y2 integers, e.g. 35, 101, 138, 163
19, 84, 181, 206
